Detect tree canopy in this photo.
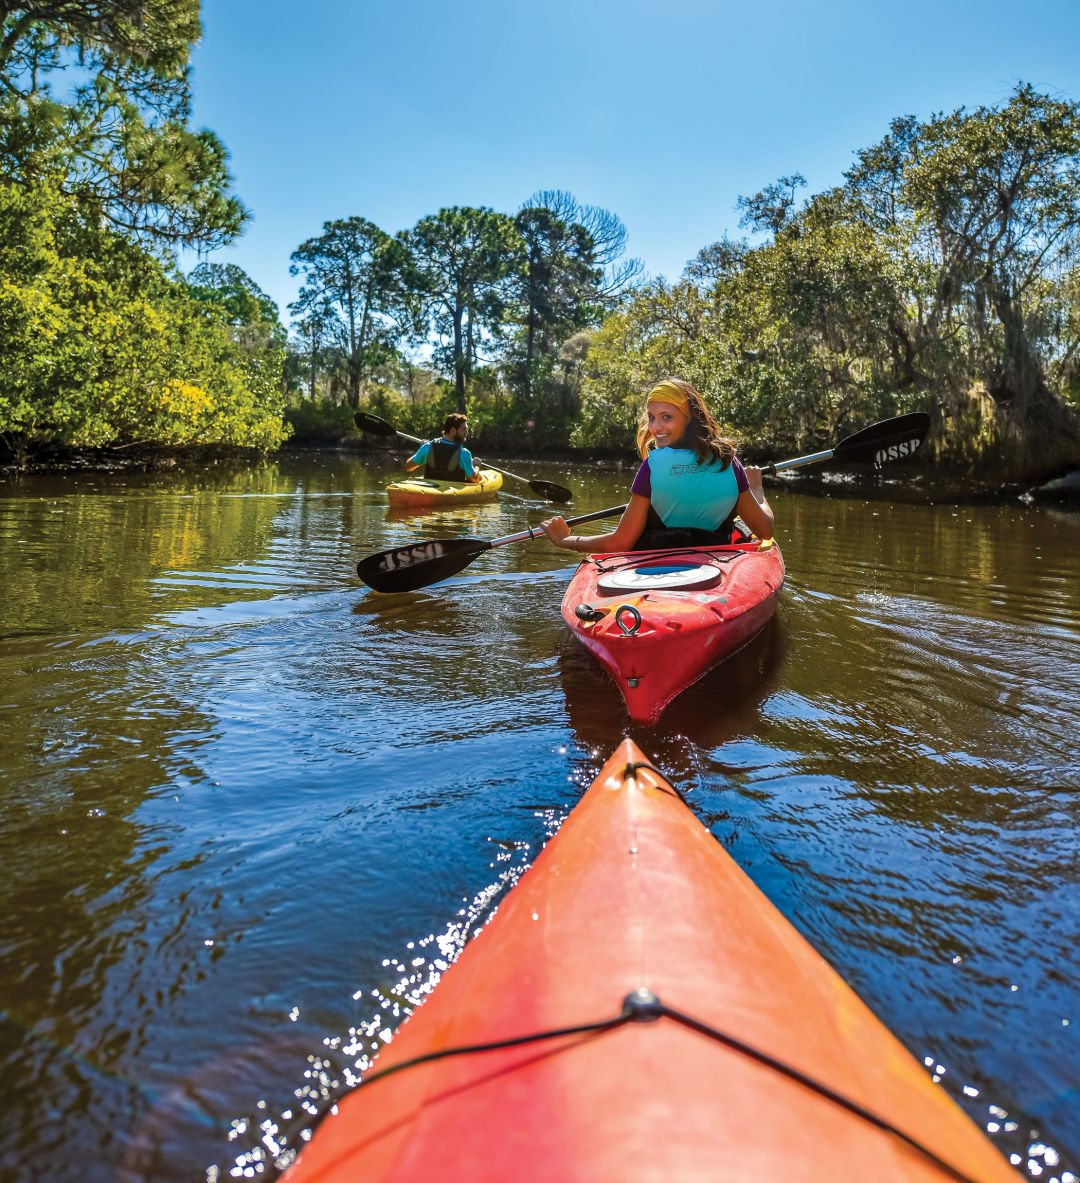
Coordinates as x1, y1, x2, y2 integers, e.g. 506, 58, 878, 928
0, 0, 246, 249
0, 179, 285, 452
575, 84, 1080, 479
289, 217, 413, 408
288, 194, 639, 443
6, 36, 1076, 483
0, 2, 285, 459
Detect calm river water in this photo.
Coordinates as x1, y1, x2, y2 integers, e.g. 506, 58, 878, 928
1, 450, 1078, 1182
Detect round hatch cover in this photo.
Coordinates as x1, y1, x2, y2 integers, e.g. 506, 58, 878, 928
596, 563, 720, 592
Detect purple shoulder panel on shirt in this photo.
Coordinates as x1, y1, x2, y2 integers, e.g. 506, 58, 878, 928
731, 456, 749, 493
630, 458, 651, 498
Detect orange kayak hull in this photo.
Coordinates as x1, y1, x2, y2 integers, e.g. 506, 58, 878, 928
560, 540, 785, 723
284, 741, 1017, 1183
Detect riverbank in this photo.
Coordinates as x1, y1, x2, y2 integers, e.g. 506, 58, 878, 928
3, 436, 1079, 506
0, 443, 272, 481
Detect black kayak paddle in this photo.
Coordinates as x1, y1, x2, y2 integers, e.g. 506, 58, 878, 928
355, 412, 573, 504
356, 411, 931, 593
765, 412, 931, 474
357, 504, 627, 594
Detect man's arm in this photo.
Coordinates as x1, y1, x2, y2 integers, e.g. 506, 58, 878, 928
406, 442, 429, 472
460, 447, 481, 483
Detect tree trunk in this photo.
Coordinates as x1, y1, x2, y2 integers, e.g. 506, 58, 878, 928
525, 306, 536, 404
344, 271, 359, 408
465, 305, 475, 383
524, 253, 539, 404
987, 288, 1080, 478
351, 278, 376, 407
453, 301, 467, 413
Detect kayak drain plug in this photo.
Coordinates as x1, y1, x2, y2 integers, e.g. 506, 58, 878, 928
621, 988, 663, 1022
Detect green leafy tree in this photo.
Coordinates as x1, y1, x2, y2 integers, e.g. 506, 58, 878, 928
1047, 264, 1080, 406
187, 262, 286, 353
574, 279, 717, 451
0, 1, 200, 79
287, 294, 343, 400
846, 83, 1080, 469
401, 206, 520, 412
525, 190, 643, 302
289, 217, 410, 408
581, 190, 927, 456
506, 192, 642, 442
735, 174, 807, 238
0, 177, 285, 454
0, 0, 247, 249
728, 189, 927, 443
583, 85, 1080, 478
684, 237, 748, 284
510, 204, 600, 407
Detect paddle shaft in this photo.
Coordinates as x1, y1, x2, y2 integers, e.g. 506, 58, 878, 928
764, 413, 930, 475
488, 504, 628, 549
766, 449, 834, 474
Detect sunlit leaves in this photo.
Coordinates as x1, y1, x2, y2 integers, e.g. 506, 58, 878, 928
0, 0, 246, 248
0, 180, 286, 452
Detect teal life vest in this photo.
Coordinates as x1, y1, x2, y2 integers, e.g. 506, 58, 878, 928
646, 447, 740, 530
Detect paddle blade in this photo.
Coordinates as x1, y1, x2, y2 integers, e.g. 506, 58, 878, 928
528, 478, 573, 504
832, 412, 931, 468
354, 412, 397, 438
356, 537, 491, 593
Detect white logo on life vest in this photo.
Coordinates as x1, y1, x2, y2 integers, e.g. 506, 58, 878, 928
669, 463, 708, 475
873, 438, 919, 469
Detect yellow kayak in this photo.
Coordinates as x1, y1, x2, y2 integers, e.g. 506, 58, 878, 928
385, 468, 502, 508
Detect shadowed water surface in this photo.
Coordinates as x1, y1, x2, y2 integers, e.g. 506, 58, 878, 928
0, 453, 1077, 1181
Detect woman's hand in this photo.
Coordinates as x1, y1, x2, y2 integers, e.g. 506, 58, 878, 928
735, 465, 775, 539
540, 516, 572, 547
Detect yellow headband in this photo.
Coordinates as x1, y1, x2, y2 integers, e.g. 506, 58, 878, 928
646, 380, 690, 416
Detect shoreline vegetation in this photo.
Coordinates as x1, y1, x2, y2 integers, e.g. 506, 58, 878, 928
4, 434, 1076, 507
1, 10, 1079, 489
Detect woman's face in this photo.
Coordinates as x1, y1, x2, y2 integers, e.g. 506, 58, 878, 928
647, 400, 691, 448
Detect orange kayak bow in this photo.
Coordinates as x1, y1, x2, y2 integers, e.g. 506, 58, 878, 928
282, 740, 1017, 1183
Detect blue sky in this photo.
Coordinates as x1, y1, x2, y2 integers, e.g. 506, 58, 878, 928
184, 0, 1080, 335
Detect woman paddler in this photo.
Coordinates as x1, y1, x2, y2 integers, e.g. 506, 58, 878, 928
541, 377, 774, 553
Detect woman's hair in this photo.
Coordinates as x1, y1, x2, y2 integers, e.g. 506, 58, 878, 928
636, 377, 735, 467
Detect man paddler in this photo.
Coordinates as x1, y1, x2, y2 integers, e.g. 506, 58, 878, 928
405, 413, 481, 484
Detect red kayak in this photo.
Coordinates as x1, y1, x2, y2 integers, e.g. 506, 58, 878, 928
560, 539, 785, 724
282, 741, 1017, 1183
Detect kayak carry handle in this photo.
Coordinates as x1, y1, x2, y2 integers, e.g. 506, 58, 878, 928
615, 604, 642, 636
